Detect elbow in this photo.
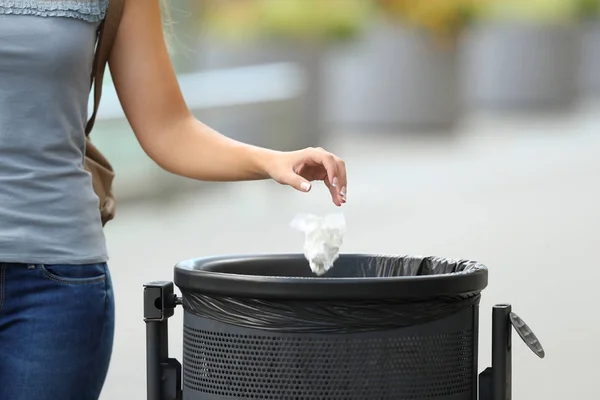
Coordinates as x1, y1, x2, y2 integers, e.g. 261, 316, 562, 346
134, 114, 208, 180
138, 133, 184, 177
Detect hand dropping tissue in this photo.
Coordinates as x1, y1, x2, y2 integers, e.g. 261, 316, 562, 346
290, 213, 346, 276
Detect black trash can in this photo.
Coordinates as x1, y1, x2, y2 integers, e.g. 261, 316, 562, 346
143, 254, 544, 400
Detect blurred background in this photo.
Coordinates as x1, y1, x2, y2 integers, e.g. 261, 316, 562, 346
96, 0, 600, 399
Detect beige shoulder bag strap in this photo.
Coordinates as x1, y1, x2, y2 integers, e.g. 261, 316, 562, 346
84, 0, 125, 226
86, 0, 125, 135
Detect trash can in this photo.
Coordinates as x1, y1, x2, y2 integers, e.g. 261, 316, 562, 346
144, 254, 545, 400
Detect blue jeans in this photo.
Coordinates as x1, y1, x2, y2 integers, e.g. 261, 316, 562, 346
0, 262, 115, 400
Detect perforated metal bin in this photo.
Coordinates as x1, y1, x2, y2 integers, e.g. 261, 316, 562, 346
143, 254, 545, 400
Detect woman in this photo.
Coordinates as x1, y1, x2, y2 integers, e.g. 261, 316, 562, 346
0, 0, 348, 399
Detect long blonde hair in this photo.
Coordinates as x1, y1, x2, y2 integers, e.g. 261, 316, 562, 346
160, 0, 175, 53
160, 0, 172, 24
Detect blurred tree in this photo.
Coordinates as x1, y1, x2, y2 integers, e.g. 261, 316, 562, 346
376, 0, 479, 44
577, 0, 600, 20
472, 0, 581, 23
202, 0, 372, 43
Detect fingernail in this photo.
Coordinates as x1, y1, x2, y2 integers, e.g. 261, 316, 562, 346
340, 186, 346, 197
332, 177, 338, 187
300, 182, 311, 192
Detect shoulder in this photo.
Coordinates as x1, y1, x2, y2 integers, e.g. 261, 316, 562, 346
0, 0, 109, 23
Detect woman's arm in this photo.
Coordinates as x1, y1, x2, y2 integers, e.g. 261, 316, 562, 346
108, 0, 347, 205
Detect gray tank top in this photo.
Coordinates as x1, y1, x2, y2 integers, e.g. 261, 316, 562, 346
0, 0, 109, 264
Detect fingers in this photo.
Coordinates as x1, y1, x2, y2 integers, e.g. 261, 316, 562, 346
323, 178, 343, 207
285, 172, 312, 193
336, 158, 347, 202
308, 147, 347, 206
307, 148, 338, 187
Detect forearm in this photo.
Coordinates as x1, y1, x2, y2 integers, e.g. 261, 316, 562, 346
141, 115, 279, 182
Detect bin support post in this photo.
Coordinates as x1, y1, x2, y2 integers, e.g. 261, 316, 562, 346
144, 282, 182, 400
491, 304, 512, 400
479, 304, 512, 400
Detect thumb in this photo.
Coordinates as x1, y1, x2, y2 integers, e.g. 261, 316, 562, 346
283, 172, 312, 193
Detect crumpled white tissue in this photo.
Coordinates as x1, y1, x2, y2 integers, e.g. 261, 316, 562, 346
290, 213, 345, 276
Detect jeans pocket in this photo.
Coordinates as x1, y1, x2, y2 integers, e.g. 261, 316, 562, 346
37, 263, 107, 285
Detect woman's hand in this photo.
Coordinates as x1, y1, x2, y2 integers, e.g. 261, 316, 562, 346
266, 147, 347, 206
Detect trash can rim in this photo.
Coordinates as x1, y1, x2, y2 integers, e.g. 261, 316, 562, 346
173, 253, 488, 300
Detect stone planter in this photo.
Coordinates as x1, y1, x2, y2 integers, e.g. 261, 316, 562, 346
196, 37, 326, 151
580, 21, 600, 98
463, 22, 580, 111
322, 21, 462, 132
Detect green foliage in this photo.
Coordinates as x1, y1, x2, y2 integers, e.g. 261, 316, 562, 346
576, 0, 600, 20
204, 0, 373, 42
473, 0, 582, 24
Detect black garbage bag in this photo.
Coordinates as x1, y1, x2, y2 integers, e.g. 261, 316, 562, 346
176, 254, 488, 334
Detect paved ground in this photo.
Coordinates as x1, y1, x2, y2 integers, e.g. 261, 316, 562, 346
100, 103, 600, 400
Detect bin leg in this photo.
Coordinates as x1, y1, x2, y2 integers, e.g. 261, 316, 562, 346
479, 303, 545, 400
144, 282, 182, 400
491, 304, 512, 400
479, 304, 512, 400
